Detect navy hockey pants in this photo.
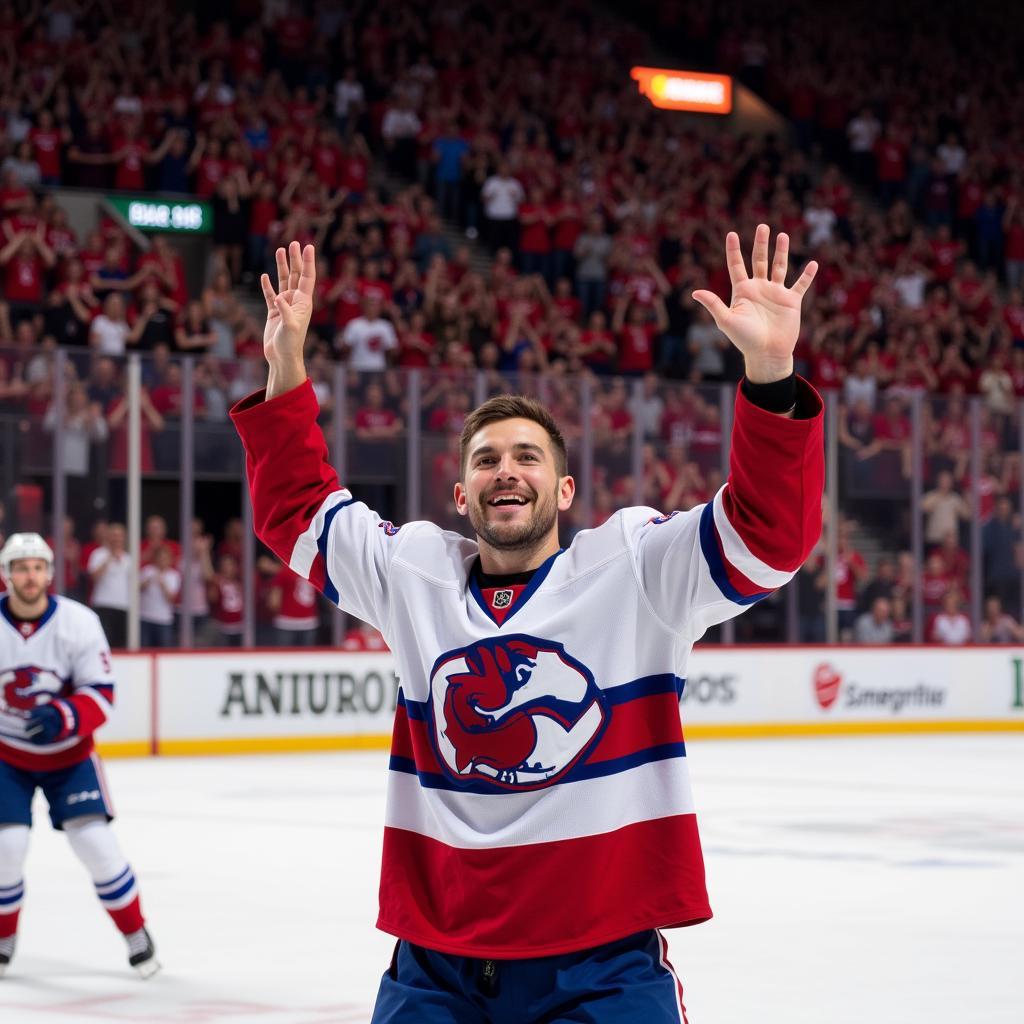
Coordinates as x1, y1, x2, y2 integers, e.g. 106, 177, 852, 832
371, 928, 688, 1023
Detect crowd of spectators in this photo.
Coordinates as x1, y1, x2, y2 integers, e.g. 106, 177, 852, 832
1, 0, 1023, 644
0, 505, 383, 650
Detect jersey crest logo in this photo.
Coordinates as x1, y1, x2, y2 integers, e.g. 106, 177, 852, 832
378, 520, 402, 536
0, 665, 65, 714
428, 635, 607, 790
491, 588, 514, 610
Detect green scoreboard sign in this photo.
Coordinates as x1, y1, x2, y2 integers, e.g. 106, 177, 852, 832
106, 196, 213, 234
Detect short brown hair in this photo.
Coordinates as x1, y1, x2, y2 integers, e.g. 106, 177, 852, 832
459, 394, 568, 478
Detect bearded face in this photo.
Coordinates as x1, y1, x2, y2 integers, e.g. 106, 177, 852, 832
466, 477, 561, 552
456, 417, 574, 562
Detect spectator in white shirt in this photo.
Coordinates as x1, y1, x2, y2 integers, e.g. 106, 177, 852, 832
892, 255, 929, 309
139, 544, 181, 648
481, 161, 525, 254
936, 134, 967, 177
921, 470, 970, 545
86, 522, 131, 647
929, 590, 972, 645
381, 95, 422, 178
333, 68, 365, 134
88, 293, 145, 355
847, 106, 881, 181
843, 354, 878, 411
336, 295, 398, 372
804, 190, 837, 247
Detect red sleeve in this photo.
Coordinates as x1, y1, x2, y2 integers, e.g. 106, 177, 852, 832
230, 381, 340, 594
721, 377, 825, 572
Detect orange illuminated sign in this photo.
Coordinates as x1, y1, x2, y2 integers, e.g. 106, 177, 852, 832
630, 67, 733, 115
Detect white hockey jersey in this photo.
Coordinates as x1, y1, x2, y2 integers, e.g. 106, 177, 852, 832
231, 378, 824, 958
0, 596, 116, 772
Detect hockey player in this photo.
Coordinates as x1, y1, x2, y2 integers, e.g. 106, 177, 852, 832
231, 229, 823, 1022
0, 533, 158, 979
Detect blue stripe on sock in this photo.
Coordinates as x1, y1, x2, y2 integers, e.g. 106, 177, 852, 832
0, 888, 24, 906
95, 865, 131, 891
98, 876, 136, 903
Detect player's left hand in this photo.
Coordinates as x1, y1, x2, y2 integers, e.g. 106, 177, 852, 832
26, 703, 63, 745
692, 224, 818, 383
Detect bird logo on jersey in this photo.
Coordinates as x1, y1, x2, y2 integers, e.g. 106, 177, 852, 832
0, 665, 65, 714
428, 636, 607, 790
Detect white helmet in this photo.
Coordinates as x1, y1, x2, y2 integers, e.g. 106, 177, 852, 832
0, 532, 55, 583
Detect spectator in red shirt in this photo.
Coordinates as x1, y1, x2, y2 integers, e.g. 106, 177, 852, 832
1003, 198, 1024, 292
550, 184, 582, 283
861, 395, 913, 479
268, 565, 319, 647
612, 294, 668, 376
29, 109, 69, 186
517, 185, 553, 281
0, 229, 56, 322
354, 381, 404, 440
874, 125, 908, 206
398, 310, 436, 368
106, 387, 164, 473
834, 520, 868, 638
208, 553, 245, 646
576, 309, 616, 375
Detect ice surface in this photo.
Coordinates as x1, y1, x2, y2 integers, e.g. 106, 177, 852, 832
3, 734, 1022, 1022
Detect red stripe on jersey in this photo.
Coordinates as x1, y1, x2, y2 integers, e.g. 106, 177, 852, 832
725, 378, 824, 571
0, 736, 96, 772
394, 690, 683, 779
377, 814, 711, 959
588, 692, 682, 764
390, 705, 444, 775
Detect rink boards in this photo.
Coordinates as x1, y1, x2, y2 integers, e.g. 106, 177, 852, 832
94, 647, 1024, 757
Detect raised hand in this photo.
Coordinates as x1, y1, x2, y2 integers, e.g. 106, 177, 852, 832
692, 224, 817, 383
261, 241, 316, 398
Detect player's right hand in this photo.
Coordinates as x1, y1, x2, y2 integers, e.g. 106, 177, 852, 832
261, 241, 316, 367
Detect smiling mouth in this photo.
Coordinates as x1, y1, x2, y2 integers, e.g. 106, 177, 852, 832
487, 495, 530, 508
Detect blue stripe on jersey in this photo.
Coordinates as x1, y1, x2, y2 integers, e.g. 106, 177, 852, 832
698, 502, 771, 606
83, 682, 115, 704
604, 673, 685, 704
97, 875, 136, 903
316, 497, 356, 604
399, 673, 686, 721
389, 741, 686, 794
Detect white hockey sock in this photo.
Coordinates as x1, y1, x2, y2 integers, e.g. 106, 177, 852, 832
0, 825, 30, 923
64, 816, 140, 913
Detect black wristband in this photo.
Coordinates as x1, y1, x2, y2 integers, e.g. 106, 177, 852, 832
741, 372, 797, 414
